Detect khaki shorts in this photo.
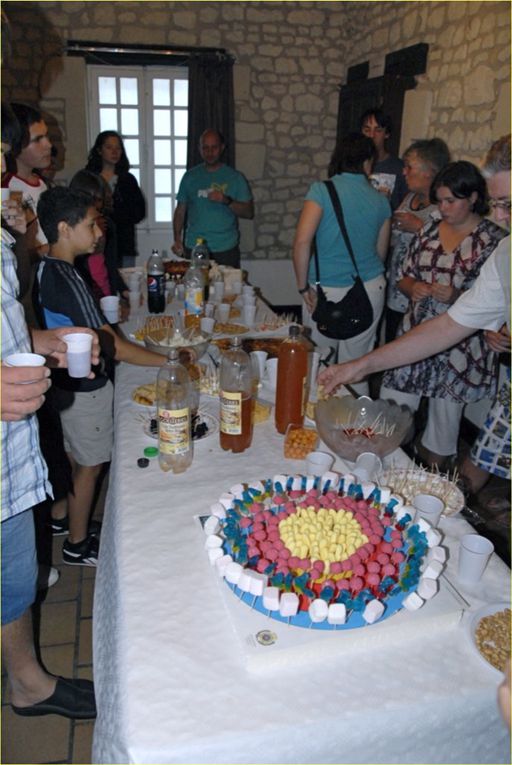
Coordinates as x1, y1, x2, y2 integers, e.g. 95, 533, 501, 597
55, 381, 114, 466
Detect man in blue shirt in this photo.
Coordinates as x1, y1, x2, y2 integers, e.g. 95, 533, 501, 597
172, 129, 254, 267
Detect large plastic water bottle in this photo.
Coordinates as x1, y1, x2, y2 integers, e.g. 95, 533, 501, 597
219, 337, 254, 453
191, 237, 210, 301
183, 259, 205, 317
147, 249, 165, 313
157, 349, 193, 473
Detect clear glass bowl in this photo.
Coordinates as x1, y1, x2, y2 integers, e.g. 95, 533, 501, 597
144, 325, 211, 359
314, 395, 414, 462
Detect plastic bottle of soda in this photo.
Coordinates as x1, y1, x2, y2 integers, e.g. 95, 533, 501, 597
157, 349, 193, 473
183, 258, 205, 317
275, 325, 309, 435
191, 237, 210, 301
219, 337, 254, 453
147, 249, 165, 313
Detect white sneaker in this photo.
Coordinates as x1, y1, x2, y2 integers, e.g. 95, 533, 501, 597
37, 565, 60, 590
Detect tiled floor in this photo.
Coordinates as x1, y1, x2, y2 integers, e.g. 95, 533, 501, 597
1, 474, 107, 765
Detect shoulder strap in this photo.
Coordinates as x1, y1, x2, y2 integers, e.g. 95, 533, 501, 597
324, 179, 361, 276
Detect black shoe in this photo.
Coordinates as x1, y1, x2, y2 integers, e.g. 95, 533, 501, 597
62, 534, 99, 567
51, 517, 102, 537
50, 516, 69, 536
11, 676, 96, 719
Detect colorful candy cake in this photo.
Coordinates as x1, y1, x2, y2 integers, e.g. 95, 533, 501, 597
203, 473, 446, 630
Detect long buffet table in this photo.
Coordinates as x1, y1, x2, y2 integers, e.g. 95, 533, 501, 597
92, 296, 510, 764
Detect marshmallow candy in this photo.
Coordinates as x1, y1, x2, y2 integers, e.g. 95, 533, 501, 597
417, 577, 438, 600
426, 545, 447, 565
279, 592, 299, 617
308, 599, 328, 623
363, 599, 385, 624
204, 534, 223, 549
249, 571, 268, 596
422, 559, 443, 580
426, 527, 443, 547
204, 515, 221, 535
215, 554, 233, 577
225, 561, 243, 585
207, 547, 224, 565
403, 591, 424, 611
218, 493, 235, 510
327, 603, 347, 625
321, 471, 340, 491
378, 486, 392, 504
263, 586, 280, 612
210, 502, 227, 519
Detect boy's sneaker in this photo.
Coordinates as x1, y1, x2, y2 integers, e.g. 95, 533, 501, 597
50, 516, 69, 536
62, 535, 99, 567
51, 517, 102, 537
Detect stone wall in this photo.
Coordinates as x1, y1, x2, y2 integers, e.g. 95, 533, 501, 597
2, 1, 510, 286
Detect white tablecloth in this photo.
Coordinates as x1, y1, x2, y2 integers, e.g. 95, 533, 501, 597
92, 317, 510, 764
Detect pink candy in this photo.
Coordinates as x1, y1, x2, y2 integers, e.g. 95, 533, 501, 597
354, 564, 366, 577
369, 534, 381, 545
256, 558, 270, 572
380, 542, 393, 555
341, 559, 352, 572
330, 562, 342, 575
366, 572, 381, 586
336, 578, 350, 591
288, 556, 301, 568
266, 548, 278, 561
239, 517, 252, 528
367, 561, 380, 574
248, 546, 260, 559
382, 563, 396, 577
377, 553, 390, 565
350, 576, 364, 592
253, 530, 267, 542
391, 551, 405, 564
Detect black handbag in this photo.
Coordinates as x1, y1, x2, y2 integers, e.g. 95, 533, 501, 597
311, 180, 374, 340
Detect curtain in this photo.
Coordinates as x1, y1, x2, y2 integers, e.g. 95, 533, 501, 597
187, 53, 235, 168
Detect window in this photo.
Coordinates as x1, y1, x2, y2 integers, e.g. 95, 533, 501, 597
86, 65, 188, 229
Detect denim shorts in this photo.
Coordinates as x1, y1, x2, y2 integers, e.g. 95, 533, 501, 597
1, 509, 37, 625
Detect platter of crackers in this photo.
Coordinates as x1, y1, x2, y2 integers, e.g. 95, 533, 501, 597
212, 336, 285, 357
213, 322, 249, 336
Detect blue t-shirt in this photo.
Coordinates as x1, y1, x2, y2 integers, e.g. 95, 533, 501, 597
177, 163, 252, 252
306, 173, 391, 287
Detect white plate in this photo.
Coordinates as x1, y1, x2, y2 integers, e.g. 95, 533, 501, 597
141, 410, 218, 443
465, 602, 510, 678
379, 467, 465, 517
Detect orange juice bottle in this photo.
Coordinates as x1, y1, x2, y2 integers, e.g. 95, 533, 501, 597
275, 325, 309, 435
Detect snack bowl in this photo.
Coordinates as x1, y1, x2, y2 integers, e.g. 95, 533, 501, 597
283, 423, 319, 460
314, 395, 414, 462
144, 325, 212, 359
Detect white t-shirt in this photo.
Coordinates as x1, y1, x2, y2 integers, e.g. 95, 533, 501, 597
448, 235, 510, 332
4, 173, 48, 247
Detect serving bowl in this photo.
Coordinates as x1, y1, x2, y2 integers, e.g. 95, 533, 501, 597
314, 395, 414, 462
144, 325, 212, 359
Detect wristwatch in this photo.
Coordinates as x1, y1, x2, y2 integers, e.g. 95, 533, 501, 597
298, 284, 310, 295
224, 195, 233, 205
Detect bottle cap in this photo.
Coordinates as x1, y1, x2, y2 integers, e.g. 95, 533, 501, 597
144, 446, 159, 458
289, 324, 300, 337
137, 457, 149, 468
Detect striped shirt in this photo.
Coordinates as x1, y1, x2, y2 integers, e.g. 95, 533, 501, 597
1, 229, 51, 520
35, 256, 109, 392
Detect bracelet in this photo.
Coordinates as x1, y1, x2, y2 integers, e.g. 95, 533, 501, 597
298, 284, 310, 295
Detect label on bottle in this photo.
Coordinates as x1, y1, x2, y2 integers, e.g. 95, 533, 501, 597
158, 407, 190, 455
220, 390, 242, 435
184, 287, 203, 316
147, 274, 165, 294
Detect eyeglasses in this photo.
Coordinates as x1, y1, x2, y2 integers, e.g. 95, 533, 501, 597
489, 199, 511, 212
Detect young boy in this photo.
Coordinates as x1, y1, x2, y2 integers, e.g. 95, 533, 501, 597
35, 186, 168, 566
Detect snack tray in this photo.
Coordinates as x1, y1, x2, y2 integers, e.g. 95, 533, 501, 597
379, 467, 465, 517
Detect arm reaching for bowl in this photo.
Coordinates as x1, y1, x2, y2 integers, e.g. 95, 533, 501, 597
318, 312, 475, 395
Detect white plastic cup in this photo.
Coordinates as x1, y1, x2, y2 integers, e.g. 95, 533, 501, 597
413, 493, 444, 528
211, 281, 225, 302
128, 271, 142, 291
263, 357, 278, 390
242, 285, 254, 297
1, 189, 10, 204
306, 450, 335, 475
128, 290, 140, 311
200, 317, 215, 335
243, 304, 256, 326
63, 333, 93, 378
353, 451, 383, 482
458, 534, 494, 584
4, 353, 46, 383
216, 303, 230, 323
232, 281, 242, 296
250, 351, 268, 381
100, 295, 120, 324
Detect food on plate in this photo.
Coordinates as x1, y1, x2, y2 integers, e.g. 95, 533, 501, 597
284, 425, 319, 459
202, 474, 445, 629
475, 608, 511, 671
213, 322, 249, 336
134, 315, 174, 341
212, 337, 285, 358
163, 259, 189, 279
132, 383, 157, 406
